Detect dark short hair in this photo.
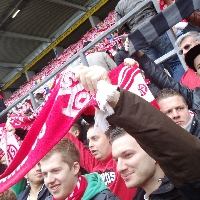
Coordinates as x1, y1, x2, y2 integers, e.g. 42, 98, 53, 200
110, 126, 126, 144
0, 163, 7, 175
70, 122, 82, 140
155, 88, 187, 105
87, 123, 113, 139
15, 128, 28, 140
35, 93, 43, 101
70, 122, 82, 134
41, 138, 80, 169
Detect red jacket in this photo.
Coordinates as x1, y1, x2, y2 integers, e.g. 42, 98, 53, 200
66, 134, 136, 200
180, 68, 200, 90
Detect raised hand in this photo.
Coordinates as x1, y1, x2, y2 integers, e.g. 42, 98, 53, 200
75, 65, 110, 95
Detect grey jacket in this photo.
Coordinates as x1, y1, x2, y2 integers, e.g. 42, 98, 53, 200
115, 0, 157, 33
86, 52, 117, 72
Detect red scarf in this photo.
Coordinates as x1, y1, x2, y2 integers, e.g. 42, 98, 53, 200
0, 63, 158, 193
53, 176, 87, 200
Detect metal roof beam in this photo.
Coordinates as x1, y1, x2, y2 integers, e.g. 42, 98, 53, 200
0, 62, 23, 68
0, 0, 24, 27
0, 31, 50, 42
47, 0, 88, 12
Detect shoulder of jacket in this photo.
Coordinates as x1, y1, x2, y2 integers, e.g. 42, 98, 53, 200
92, 190, 120, 200
44, 195, 53, 200
17, 186, 30, 199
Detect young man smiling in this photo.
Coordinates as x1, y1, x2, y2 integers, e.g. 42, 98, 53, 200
66, 123, 136, 199
111, 128, 183, 199
40, 138, 119, 200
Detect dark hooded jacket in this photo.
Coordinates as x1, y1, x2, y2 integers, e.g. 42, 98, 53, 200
17, 184, 51, 200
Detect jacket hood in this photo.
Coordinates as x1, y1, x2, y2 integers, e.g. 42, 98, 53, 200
82, 173, 109, 200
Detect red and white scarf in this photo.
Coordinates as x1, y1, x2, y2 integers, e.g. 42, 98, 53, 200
52, 176, 87, 200
0, 63, 158, 193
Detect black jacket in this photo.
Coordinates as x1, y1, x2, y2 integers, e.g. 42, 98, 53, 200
135, 54, 200, 114
114, 47, 129, 66
91, 190, 120, 200
17, 184, 51, 200
133, 177, 183, 200
190, 112, 200, 138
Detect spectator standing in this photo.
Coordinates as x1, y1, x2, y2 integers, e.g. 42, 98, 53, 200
115, 0, 185, 81
114, 34, 129, 66
83, 42, 117, 71
86, 51, 117, 71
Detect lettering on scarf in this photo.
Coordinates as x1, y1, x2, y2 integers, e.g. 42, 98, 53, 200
98, 170, 116, 185
138, 84, 148, 96
58, 70, 91, 117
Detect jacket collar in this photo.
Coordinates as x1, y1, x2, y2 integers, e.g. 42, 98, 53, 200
133, 177, 180, 200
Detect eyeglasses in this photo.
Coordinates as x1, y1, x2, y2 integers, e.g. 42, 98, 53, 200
179, 40, 198, 55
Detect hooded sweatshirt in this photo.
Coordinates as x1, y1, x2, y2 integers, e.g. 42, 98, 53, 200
83, 173, 109, 200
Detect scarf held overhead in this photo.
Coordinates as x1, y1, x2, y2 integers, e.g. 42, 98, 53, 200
128, 0, 200, 56
0, 63, 158, 193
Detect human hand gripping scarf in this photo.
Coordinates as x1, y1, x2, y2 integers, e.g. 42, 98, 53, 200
0, 63, 158, 193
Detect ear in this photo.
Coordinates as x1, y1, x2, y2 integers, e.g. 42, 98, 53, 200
73, 161, 80, 175
74, 130, 80, 138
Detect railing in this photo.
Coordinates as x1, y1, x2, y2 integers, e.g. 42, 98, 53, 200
0, 0, 186, 117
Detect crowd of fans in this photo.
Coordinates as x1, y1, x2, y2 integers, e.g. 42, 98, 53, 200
4, 11, 119, 107
0, 0, 200, 199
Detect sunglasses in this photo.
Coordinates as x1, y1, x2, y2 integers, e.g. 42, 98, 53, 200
179, 40, 198, 55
